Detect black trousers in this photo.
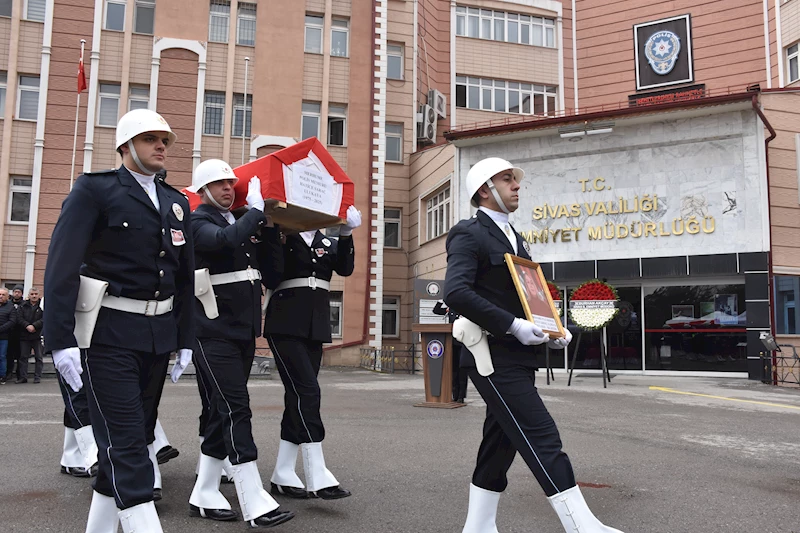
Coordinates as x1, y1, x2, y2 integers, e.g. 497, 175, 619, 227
266, 334, 325, 444
58, 370, 91, 430
196, 359, 213, 438
469, 365, 575, 497
194, 337, 258, 464
83, 344, 170, 509
19, 339, 44, 380
452, 341, 468, 401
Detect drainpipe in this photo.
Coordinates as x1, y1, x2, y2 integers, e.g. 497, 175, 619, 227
752, 94, 777, 384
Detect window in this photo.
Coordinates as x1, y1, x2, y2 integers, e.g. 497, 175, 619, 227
775, 276, 800, 334
0, 0, 12, 17
331, 18, 349, 57
455, 76, 557, 116
25, 0, 45, 21
209, 0, 230, 43
301, 101, 321, 140
387, 44, 404, 80
384, 208, 401, 248
327, 104, 346, 146
104, 0, 125, 30
382, 296, 400, 338
0, 72, 6, 114
426, 187, 451, 241
455, 6, 555, 48
237, 2, 256, 46
17, 76, 39, 121
789, 44, 799, 84
97, 83, 120, 126
330, 291, 343, 338
203, 91, 225, 135
385, 123, 403, 163
8, 177, 32, 223
232, 93, 252, 138
304, 14, 323, 54
2, 280, 24, 291
128, 85, 149, 111
134, 0, 155, 34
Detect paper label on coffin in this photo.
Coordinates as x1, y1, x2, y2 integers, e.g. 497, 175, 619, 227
284, 158, 343, 217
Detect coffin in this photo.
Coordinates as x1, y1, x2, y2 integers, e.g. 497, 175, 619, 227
182, 138, 355, 232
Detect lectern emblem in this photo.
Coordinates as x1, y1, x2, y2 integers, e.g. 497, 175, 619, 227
427, 340, 444, 359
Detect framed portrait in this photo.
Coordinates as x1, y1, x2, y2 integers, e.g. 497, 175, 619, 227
504, 253, 565, 339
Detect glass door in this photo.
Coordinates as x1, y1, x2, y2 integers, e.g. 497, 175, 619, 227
605, 287, 642, 370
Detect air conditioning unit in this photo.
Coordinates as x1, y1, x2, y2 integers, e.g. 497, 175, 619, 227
416, 104, 437, 144
428, 89, 447, 120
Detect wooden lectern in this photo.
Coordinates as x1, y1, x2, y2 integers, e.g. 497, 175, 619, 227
412, 323, 466, 409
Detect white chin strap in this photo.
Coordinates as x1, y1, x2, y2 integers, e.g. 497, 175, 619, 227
202, 186, 234, 211
127, 140, 160, 175
487, 181, 511, 214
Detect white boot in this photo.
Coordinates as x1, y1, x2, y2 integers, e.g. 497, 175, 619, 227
75, 425, 99, 470
189, 454, 232, 512
147, 444, 162, 490
61, 427, 84, 468
222, 456, 234, 483
548, 485, 624, 533
271, 440, 305, 489
153, 420, 169, 453
230, 461, 280, 522
462, 484, 500, 533
300, 442, 339, 492
118, 501, 163, 533
85, 491, 120, 533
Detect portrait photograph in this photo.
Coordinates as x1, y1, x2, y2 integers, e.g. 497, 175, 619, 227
504, 254, 565, 338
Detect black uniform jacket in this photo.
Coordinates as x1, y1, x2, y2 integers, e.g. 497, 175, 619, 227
443, 209, 543, 368
18, 300, 43, 341
191, 204, 283, 341
43, 166, 195, 354
263, 231, 354, 343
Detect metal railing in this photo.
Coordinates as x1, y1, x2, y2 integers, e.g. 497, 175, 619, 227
760, 346, 800, 387
360, 345, 418, 374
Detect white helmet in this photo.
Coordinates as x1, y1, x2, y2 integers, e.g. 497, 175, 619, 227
115, 109, 177, 150
188, 159, 239, 193
466, 157, 525, 208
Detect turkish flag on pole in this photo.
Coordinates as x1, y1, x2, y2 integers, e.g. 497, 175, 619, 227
77, 51, 87, 94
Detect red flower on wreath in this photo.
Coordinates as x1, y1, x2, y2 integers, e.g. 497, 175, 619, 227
569, 280, 618, 301
547, 282, 562, 302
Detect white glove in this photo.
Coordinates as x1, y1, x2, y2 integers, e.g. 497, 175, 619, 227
246, 177, 265, 212
170, 348, 193, 383
508, 318, 550, 346
548, 328, 573, 350
339, 205, 362, 236
53, 348, 83, 392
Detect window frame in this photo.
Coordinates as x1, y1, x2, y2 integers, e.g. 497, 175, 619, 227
330, 291, 343, 338
16, 75, 40, 121
208, 0, 231, 43
0, 0, 12, 17
454, 5, 556, 48
97, 83, 121, 127
425, 186, 451, 242
301, 101, 321, 141
327, 104, 347, 147
455, 76, 557, 116
385, 123, 403, 163
128, 85, 149, 111
788, 43, 799, 84
104, 0, 126, 31
203, 91, 225, 136
236, 2, 256, 46
384, 208, 402, 249
133, 0, 155, 34
0, 72, 6, 115
382, 296, 400, 338
24, 0, 45, 21
387, 43, 404, 80
775, 275, 800, 335
304, 14, 324, 54
8, 176, 33, 224
231, 93, 252, 138
330, 18, 349, 58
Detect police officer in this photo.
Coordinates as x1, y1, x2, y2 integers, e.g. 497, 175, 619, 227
443, 158, 624, 533
43, 108, 195, 533
186, 159, 295, 528
265, 206, 361, 500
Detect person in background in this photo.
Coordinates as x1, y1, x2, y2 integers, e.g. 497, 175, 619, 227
0, 288, 17, 384
433, 300, 468, 403
17, 287, 44, 384
6, 285, 24, 381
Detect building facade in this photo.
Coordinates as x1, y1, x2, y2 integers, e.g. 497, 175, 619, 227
1, 0, 799, 378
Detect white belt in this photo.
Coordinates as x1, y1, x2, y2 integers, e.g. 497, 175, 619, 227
101, 295, 174, 317
275, 277, 330, 292
209, 267, 262, 286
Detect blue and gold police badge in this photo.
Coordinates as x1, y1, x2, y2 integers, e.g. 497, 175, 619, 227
644, 30, 681, 75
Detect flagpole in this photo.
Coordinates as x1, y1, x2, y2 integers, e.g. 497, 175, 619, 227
241, 56, 249, 165
69, 39, 86, 191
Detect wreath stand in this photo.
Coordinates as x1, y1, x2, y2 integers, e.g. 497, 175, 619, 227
544, 346, 556, 385
567, 327, 612, 388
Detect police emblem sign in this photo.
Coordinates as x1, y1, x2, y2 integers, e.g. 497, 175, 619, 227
634, 14, 693, 91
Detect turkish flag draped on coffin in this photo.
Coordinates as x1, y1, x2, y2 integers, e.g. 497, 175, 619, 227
182, 138, 355, 231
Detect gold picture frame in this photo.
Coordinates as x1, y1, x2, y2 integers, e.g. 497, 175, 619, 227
504, 253, 565, 339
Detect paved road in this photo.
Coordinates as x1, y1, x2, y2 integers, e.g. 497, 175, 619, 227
1, 369, 799, 532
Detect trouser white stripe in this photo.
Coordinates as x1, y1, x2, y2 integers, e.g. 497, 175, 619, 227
196, 339, 241, 464
268, 336, 314, 443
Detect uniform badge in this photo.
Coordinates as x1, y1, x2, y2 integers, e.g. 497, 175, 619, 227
172, 203, 184, 221
170, 228, 186, 246
644, 30, 681, 75
322, 238, 331, 247
522, 240, 531, 255
315, 248, 326, 257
